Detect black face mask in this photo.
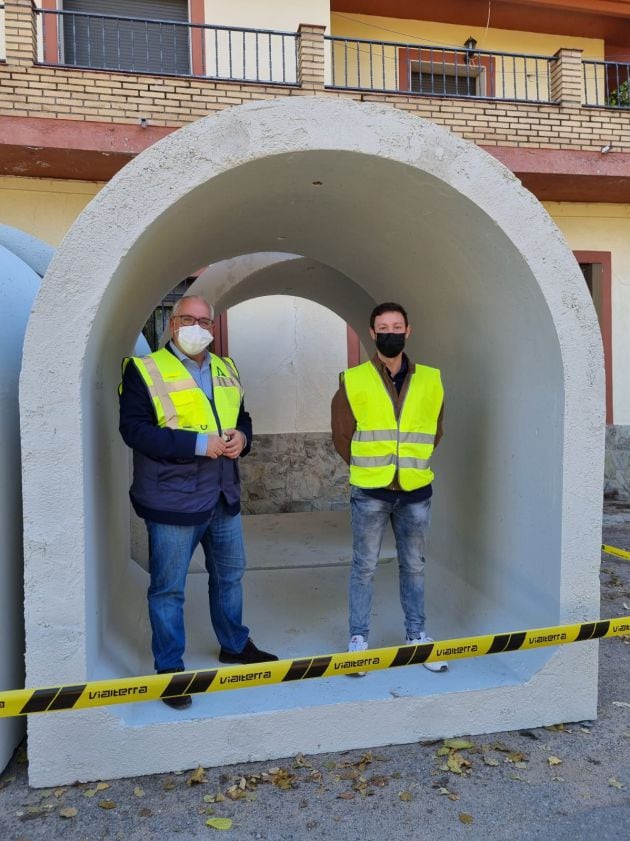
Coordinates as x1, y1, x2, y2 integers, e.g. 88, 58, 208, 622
375, 332, 406, 358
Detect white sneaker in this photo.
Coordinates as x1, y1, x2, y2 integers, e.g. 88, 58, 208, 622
406, 632, 448, 672
348, 634, 369, 677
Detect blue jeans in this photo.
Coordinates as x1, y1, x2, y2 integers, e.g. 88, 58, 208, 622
145, 498, 249, 672
349, 486, 431, 641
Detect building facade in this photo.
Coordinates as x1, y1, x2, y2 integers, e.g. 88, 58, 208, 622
1, 0, 629, 500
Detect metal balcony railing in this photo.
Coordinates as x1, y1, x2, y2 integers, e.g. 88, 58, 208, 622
583, 60, 630, 108
326, 36, 557, 103
0, 2, 5, 63
33, 6, 299, 85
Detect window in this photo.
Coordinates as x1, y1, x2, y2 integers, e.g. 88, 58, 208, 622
62, 0, 190, 75
410, 66, 480, 97
399, 49, 495, 98
575, 252, 613, 423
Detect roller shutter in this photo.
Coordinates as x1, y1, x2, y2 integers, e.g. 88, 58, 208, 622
62, 0, 190, 75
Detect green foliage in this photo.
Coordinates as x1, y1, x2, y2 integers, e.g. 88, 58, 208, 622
608, 79, 630, 107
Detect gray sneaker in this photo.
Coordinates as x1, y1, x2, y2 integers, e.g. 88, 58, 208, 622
406, 632, 448, 672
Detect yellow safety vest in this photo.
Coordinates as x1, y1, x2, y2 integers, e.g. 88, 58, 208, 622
343, 360, 443, 491
122, 347, 243, 433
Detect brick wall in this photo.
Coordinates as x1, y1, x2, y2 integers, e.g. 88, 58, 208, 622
1, 5, 629, 152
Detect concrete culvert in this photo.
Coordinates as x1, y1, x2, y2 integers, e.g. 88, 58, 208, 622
20, 97, 604, 785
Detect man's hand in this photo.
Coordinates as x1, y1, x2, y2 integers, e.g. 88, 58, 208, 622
222, 429, 246, 459
206, 435, 227, 459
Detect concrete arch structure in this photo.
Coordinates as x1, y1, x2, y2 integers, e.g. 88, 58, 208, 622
192, 253, 376, 348
21, 97, 604, 785
0, 228, 48, 772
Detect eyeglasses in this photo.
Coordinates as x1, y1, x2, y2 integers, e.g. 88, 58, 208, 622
173, 315, 214, 330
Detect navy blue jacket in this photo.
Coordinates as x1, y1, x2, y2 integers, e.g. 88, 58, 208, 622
119, 346, 252, 525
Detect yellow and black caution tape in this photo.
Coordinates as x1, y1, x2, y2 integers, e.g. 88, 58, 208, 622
602, 543, 630, 561
1, 616, 628, 718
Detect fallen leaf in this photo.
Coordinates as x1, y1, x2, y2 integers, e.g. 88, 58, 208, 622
609, 777, 625, 789
459, 813, 474, 824
97, 800, 116, 810
269, 768, 297, 790
139, 807, 153, 817
448, 793, 460, 801
544, 724, 566, 732
483, 755, 500, 767
436, 747, 451, 757
337, 791, 355, 800
294, 753, 312, 769
95, 782, 110, 792
399, 790, 413, 801
447, 752, 472, 775
53, 788, 66, 798
188, 766, 207, 786
83, 789, 97, 798
206, 817, 233, 830
547, 756, 563, 766
163, 779, 176, 791
443, 739, 474, 750
59, 807, 77, 819
506, 752, 528, 763
134, 786, 145, 797
226, 786, 246, 801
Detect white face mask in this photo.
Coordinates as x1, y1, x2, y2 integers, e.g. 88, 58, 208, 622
176, 324, 213, 356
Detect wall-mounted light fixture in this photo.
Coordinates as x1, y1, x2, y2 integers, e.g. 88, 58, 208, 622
464, 36, 478, 63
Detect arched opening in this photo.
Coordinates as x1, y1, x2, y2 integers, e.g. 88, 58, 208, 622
21, 98, 604, 784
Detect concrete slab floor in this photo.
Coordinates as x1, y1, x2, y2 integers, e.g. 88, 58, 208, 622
105, 511, 548, 728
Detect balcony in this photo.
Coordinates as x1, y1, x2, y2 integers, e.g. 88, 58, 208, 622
16, 6, 629, 110
33, 6, 299, 86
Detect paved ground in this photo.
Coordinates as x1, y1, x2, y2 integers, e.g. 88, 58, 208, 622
1, 504, 629, 841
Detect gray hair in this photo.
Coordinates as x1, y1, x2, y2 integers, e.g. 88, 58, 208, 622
172, 295, 214, 320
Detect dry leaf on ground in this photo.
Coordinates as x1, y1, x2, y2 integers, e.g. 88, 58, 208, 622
134, 786, 145, 797
97, 800, 116, 810
59, 807, 78, 818
609, 777, 625, 789
547, 756, 563, 766
459, 813, 474, 824
188, 766, 207, 786
399, 790, 413, 801
443, 739, 474, 750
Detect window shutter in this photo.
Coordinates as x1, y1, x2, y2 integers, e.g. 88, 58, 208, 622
62, 0, 190, 75
411, 70, 477, 97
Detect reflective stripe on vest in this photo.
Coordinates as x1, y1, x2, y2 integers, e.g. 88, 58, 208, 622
343, 360, 443, 491
125, 348, 243, 433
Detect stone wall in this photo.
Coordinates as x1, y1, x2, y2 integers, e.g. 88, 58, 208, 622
605, 425, 630, 500
240, 432, 349, 514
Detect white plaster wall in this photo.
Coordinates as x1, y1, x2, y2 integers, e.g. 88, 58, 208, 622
545, 202, 630, 425
0, 245, 41, 771
20, 98, 603, 785
227, 295, 346, 434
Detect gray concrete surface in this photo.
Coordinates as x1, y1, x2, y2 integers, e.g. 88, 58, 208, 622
1, 502, 629, 841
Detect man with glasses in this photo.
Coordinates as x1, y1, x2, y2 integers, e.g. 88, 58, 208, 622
331, 302, 446, 675
119, 294, 276, 710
